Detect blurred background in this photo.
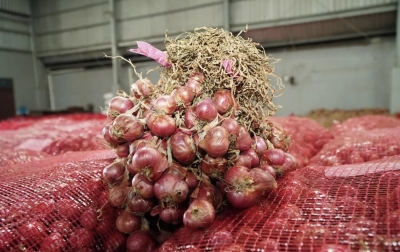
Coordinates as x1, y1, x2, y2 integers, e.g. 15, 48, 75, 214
1, 0, 399, 121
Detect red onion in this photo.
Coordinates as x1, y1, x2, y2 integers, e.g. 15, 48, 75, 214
258, 164, 277, 179
116, 211, 141, 234
224, 165, 262, 209
174, 86, 194, 106
268, 122, 290, 151
253, 136, 267, 155
213, 89, 234, 114
242, 148, 259, 168
184, 106, 198, 129
167, 163, 199, 189
260, 149, 285, 166
216, 180, 228, 197
199, 126, 230, 157
196, 98, 218, 122
235, 126, 252, 151
126, 192, 156, 214
153, 95, 177, 115
170, 130, 196, 165
249, 168, 277, 191
234, 154, 252, 168
191, 180, 223, 210
183, 199, 215, 230
102, 161, 126, 186
103, 231, 127, 252
221, 118, 240, 136
200, 155, 228, 179
154, 173, 189, 204
281, 153, 299, 173
102, 123, 119, 146
131, 78, 154, 98
131, 174, 154, 199
128, 146, 169, 181
115, 142, 130, 158
108, 185, 130, 208
126, 231, 158, 252
146, 114, 176, 138
159, 204, 187, 224
185, 72, 204, 96
129, 139, 148, 155
110, 114, 144, 142
107, 96, 135, 119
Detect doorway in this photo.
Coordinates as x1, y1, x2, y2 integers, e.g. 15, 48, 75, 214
0, 78, 16, 120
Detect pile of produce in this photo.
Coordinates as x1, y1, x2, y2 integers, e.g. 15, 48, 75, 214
101, 27, 298, 250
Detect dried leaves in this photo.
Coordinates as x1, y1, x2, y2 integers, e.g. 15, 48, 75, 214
158, 27, 283, 128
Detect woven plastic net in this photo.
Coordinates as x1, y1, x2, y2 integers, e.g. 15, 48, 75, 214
0, 150, 124, 252
0, 149, 51, 167
270, 116, 333, 167
310, 127, 400, 166
0, 114, 110, 155
158, 156, 400, 251
331, 115, 400, 136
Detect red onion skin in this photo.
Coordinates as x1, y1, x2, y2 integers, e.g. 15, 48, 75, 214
234, 155, 252, 169
213, 89, 234, 114
103, 231, 127, 252
146, 114, 176, 138
108, 186, 130, 208
131, 174, 154, 199
196, 98, 218, 122
115, 142, 130, 158
108, 96, 135, 119
129, 139, 147, 155
199, 126, 230, 158
159, 204, 186, 224
253, 136, 267, 155
183, 199, 215, 230
170, 131, 196, 165
191, 180, 223, 210
110, 114, 144, 142
153, 95, 177, 115
184, 106, 198, 129
131, 78, 153, 98
116, 211, 141, 234
154, 173, 189, 203
216, 180, 228, 197
185, 72, 204, 96
258, 164, 277, 179
127, 192, 156, 214
128, 146, 169, 181
221, 118, 240, 136
166, 163, 199, 189
224, 165, 261, 209
235, 127, 252, 151
249, 168, 277, 191
174, 86, 194, 106
260, 149, 286, 166
102, 123, 119, 146
126, 231, 158, 252
102, 161, 126, 186
281, 153, 299, 173
242, 148, 259, 168
268, 122, 290, 151
200, 155, 228, 179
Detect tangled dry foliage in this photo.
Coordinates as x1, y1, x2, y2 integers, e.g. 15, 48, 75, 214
158, 27, 283, 129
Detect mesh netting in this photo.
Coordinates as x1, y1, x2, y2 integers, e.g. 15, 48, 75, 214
269, 116, 333, 167
0, 150, 122, 252
0, 149, 51, 167
331, 115, 400, 136
310, 127, 400, 166
0, 114, 110, 155
157, 156, 400, 251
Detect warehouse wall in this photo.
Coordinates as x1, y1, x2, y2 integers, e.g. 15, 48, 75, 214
272, 36, 395, 116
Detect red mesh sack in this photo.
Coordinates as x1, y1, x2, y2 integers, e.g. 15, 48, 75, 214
310, 127, 400, 166
0, 149, 51, 167
331, 115, 400, 136
158, 157, 400, 251
0, 114, 110, 155
269, 116, 333, 167
0, 149, 126, 252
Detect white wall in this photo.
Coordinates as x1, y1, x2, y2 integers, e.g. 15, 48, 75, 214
270, 36, 395, 116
